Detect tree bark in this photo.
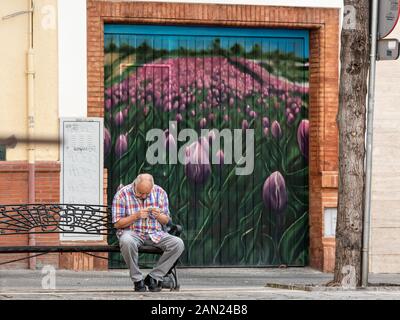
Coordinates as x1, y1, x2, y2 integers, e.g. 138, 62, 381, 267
334, 0, 370, 287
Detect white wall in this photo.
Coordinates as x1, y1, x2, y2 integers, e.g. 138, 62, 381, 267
370, 20, 400, 273
58, 0, 87, 118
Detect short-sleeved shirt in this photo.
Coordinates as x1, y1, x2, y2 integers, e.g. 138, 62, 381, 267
111, 183, 171, 243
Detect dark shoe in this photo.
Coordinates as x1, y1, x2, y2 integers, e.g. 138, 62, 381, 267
134, 280, 146, 292
144, 274, 162, 292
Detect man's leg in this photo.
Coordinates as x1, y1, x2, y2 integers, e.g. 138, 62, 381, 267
147, 234, 185, 282
119, 232, 144, 283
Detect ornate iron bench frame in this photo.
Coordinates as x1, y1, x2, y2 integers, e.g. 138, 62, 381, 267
0, 204, 182, 290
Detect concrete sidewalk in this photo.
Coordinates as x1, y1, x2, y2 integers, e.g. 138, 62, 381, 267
1, 267, 400, 299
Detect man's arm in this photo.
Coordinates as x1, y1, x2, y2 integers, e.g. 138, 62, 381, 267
114, 209, 150, 229
150, 208, 170, 225
151, 189, 171, 225
112, 192, 150, 229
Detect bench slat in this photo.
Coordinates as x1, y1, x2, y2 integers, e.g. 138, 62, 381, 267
0, 245, 163, 254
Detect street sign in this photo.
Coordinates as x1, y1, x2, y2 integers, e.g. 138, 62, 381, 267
377, 38, 400, 60
378, 0, 400, 39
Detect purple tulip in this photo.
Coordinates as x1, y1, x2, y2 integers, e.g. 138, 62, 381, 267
242, 119, 249, 130
154, 98, 162, 109
229, 97, 235, 107
223, 114, 229, 122
287, 113, 295, 125
113, 93, 121, 103
249, 111, 257, 118
104, 128, 111, 156
105, 98, 112, 111
123, 108, 129, 118
297, 119, 309, 160
263, 127, 269, 137
143, 106, 149, 116
200, 118, 207, 128
176, 113, 183, 122
115, 134, 128, 158
271, 120, 282, 139
114, 111, 124, 126
184, 140, 211, 185
262, 117, 270, 128
216, 150, 224, 166
262, 171, 288, 215
208, 113, 216, 122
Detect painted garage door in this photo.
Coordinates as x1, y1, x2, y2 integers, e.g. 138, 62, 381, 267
104, 24, 309, 267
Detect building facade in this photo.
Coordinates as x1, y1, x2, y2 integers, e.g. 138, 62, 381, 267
0, 0, 396, 274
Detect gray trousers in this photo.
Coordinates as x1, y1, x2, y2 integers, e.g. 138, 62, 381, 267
119, 231, 185, 283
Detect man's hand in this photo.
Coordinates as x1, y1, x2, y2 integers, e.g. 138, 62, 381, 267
114, 209, 148, 229
149, 207, 162, 218
137, 209, 149, 219
148, 207, 169, 225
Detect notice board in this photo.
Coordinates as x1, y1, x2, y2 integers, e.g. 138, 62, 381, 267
60, 118, 103, 241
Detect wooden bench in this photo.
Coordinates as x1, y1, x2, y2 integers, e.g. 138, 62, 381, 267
0, 204, 182, 290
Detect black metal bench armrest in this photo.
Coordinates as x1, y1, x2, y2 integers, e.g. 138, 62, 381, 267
165, 222, 183, 237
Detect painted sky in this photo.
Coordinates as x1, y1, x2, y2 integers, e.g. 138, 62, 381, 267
105, 24, 309, 59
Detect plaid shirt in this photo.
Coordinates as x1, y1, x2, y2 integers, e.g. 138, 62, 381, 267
111, 184, 171, 243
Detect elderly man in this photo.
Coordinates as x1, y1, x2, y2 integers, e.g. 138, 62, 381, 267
112, 173, 185, 292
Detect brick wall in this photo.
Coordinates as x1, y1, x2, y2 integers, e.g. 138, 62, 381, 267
0, 161, 60, 269
87, 0, 340, 272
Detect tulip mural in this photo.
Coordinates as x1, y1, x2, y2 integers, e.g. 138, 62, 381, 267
104, 25, 309, 267
262, 171, 288, 215
184, 138, 212, 185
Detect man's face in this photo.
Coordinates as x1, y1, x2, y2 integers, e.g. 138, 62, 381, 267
134, 181, 153, 200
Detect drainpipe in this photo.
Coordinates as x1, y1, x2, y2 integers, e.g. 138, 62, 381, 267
27, 0, 36, 270
362, 0, 379, 288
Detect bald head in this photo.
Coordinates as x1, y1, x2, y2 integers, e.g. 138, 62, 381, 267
133, 174, 154, 199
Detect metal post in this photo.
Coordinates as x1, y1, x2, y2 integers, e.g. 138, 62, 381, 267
362, 0, 379, 288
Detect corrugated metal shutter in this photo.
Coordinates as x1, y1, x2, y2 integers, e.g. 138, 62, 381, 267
104, 24, 309, 267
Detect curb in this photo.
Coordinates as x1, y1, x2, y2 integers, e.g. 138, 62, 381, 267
265, 283, 400, 291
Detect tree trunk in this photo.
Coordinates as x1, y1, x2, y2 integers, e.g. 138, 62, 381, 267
334, 0, 370, 287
